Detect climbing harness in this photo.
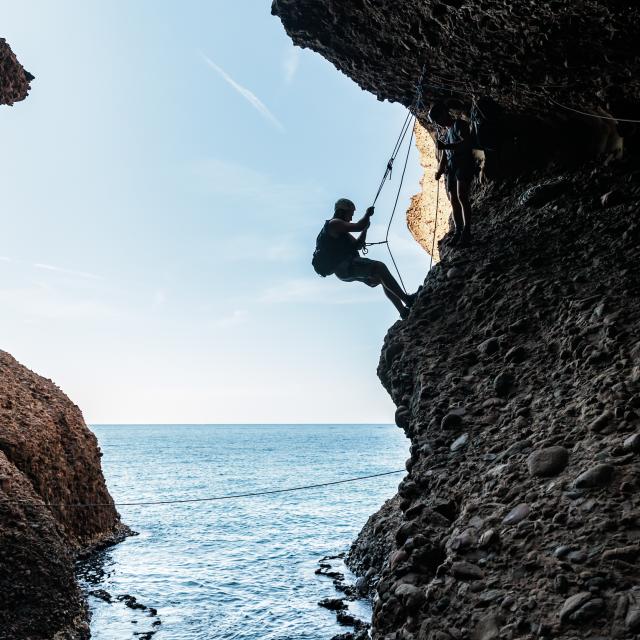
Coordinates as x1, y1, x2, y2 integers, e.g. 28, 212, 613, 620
1, 469, 405, 509
363, 64, 428, 293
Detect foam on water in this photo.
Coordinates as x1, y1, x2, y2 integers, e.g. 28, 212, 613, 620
81, 424, 408, 640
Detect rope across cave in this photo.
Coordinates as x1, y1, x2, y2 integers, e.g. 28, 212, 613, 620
1, 469, 406, 509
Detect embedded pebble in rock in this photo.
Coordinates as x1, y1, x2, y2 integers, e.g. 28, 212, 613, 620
447, 267, 464, 280
502, 503, 530, 526
451, 561, 484, 581
493, 372, 514, 397
479, 529, 496, 548
441, 413, 463, 431
450, 433, 469, 452
526, 446, 569, 477
472, 613, 501, 640
504, 346, 528, 364
623, 433, 640, 452
395, 406, 410, 430
478, 337, 500, 356
559, 592, 593, 624
395, 583, 426, 610
589, 411, 613, 433
574, 464, 615, 489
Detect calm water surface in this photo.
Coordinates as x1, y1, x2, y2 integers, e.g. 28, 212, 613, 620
82, 424, 408, 640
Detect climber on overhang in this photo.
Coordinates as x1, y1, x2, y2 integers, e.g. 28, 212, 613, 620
429, 101, 475, 247
312, 198, 418, 319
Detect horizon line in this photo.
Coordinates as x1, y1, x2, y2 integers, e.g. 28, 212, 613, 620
89, 422, 396, 426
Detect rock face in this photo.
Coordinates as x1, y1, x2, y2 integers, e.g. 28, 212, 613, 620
0, 351, 125, 639
0, 39, 33, 106
354, 161, 639, 640
344, 158, 639, 640
270, 3, 640, 639
271, 0, 640, 127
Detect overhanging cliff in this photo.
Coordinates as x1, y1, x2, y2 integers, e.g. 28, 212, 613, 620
272, 3, 640, 639
271, 0, 640, 127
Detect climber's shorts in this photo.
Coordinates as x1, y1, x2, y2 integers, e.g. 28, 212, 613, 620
446, 162, 475, 195
334, 257, 380, 287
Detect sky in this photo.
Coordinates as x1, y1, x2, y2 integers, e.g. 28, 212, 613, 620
0, 1, 428, 424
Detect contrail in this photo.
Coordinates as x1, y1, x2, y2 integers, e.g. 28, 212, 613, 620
202, 53, 284, 132
33, 263, 103, 280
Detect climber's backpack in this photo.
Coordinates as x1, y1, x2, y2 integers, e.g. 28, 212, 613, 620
312, 221, 357, 277
470, 96, 503, 151
312, 222, 337, 277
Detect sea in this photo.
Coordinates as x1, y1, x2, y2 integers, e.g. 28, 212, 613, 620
80, 424, 409, 640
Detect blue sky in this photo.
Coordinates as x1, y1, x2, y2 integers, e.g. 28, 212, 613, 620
0, 1, 427, 423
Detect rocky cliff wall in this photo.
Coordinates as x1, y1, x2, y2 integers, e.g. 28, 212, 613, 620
272, 3, 640, 639
0, 351, 125, 640
362, 160, 640, 640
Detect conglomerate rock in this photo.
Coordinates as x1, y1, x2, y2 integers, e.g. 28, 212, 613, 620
355, 160, 640, 640
0, 351, 126, 639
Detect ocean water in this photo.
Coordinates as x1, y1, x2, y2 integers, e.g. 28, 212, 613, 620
81, 424, 408, 640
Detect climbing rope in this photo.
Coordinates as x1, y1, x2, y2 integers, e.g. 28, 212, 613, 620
1, 469, 405, 509
363, 64, 428, 292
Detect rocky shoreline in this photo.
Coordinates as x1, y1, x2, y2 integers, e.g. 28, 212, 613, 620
78, 549, 162, 640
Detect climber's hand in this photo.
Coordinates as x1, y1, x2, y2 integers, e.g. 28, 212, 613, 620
435, 171, 443, 181
365, 206, 375, 217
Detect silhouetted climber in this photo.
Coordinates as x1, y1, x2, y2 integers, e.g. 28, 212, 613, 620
429, 101, 475, 247
312, 199, 417, 318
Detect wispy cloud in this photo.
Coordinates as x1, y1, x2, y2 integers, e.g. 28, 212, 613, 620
192, 157, 325, 214
0, 286, 117, 321
260, 277, 379, 305
283, 47, 300, 85
33, 263, 103, 280
152, 288, 167, 308
214, 309, 248, 328
266, 238, 302, 262
201, 53, 284, 132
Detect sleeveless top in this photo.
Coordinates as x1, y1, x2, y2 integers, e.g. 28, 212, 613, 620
445, 119, 474, 170
322, 220, 358, 266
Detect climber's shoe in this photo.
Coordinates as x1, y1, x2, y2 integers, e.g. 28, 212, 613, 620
399, 306, 410, 320
405, 286, 422, 308
458, 232, 472, 248
449, 231, 462, 245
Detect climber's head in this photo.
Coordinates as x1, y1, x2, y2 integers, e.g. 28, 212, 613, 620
334, 198, 356, 221
428, 101, 453, 127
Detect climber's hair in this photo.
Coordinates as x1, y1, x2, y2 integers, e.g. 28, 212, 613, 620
334, 198, 355, 217
428, 101, 450, 124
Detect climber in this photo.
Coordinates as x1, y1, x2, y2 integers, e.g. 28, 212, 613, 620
312, 198, 417, 318
429, 101, 475, 247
